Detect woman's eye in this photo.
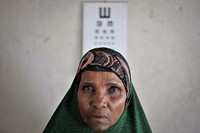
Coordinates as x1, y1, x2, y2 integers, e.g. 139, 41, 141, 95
82, 85, 94, 93
108, 86, 121, 97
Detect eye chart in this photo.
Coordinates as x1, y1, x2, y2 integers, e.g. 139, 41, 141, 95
82, 2, 127, 58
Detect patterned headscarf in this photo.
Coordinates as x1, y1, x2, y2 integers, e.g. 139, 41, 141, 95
77, 48, 130, 101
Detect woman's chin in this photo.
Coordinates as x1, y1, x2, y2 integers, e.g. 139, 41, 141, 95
89, 124, 110, 132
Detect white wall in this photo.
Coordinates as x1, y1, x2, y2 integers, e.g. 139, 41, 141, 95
0, 0, 200, 133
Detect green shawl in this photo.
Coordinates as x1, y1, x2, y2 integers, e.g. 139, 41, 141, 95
43, 48, 152, 133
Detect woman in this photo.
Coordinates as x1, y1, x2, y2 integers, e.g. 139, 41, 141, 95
44, 47, 152, 132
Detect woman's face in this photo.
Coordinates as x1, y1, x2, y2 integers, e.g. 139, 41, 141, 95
78, 70, 127, 131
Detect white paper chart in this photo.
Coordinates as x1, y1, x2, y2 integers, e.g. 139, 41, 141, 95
82, 2, 127, 58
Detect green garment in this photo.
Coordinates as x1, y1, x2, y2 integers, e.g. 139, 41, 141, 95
43, 48, 152, 133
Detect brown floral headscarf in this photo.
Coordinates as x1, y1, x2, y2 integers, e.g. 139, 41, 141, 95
76, 47, 131, 100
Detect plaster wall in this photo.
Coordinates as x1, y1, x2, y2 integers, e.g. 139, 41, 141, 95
0, 0, 200, 132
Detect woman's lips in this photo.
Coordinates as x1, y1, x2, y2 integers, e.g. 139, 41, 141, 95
91, 114, 107, 118
88, 113, 109, 123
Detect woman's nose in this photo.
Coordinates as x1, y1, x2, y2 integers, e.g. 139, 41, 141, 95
91, 93, 107, 109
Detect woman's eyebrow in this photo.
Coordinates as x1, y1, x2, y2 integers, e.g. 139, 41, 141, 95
80, 81, 95, 86
106, 82, 123, 87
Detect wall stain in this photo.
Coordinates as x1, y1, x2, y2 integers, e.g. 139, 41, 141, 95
142, 28, 147, 33
160, 20, 165, 24
44, 36, 50, 42
150, 9, 155, 19
179, 6, 183, 11
0, 44, 4, 50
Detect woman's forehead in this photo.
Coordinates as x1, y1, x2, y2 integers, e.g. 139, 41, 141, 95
80, 71, 123, 83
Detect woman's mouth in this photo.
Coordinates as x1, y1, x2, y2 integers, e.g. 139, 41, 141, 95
91, 114, 106, 119
87, 113, 110, 123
